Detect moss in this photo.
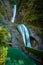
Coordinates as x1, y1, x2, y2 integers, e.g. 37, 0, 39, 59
9, 0, 19, 7
0, 1, 7, 17
0, 26, 11, 45
0, 46, 8, 65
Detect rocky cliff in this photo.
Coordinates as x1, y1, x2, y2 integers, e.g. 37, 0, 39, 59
0, 0, 43, 49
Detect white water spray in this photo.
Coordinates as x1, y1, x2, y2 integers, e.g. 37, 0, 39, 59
11, 5, 16, 23
17, 24, 32, 48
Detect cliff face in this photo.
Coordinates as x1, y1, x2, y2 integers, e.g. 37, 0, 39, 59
0, 0, 20, 23
0, 0, 23, 49
0, 0, 43, 49
0, 0, 12, 22
0, 0, 43, 26
15, 0, 43, 45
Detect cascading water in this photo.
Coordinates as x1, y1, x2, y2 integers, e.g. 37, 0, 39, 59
17, 24, 32, 48
11, 5, 16, 23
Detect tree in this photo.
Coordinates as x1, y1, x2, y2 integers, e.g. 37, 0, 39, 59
0, 26, 11, 46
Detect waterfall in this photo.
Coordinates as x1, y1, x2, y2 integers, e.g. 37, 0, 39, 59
11, 5, 16, 23
17, 24, 32, 48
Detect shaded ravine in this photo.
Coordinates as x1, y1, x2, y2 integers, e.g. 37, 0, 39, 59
6, 22, 23, 49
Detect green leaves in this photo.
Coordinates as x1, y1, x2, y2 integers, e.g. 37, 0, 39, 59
0, 46, 8, 65
25, 47, 43, 58
9, 0, 19, 7
0, 27, 9, 64
0, 26, 11, 46
0, 1, 7, 18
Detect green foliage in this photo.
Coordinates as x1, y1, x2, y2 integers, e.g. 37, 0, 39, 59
17, 0, 43, 37
21, 0, 43, 22
0, 26, 10, 64
0, 26, 11, 46
0, 26, 9, 65
0, 1, 7, 18
25, 47, 43, 58
9, 0, 19, 7
33, 0, 43, 21
0, 46, 8, 65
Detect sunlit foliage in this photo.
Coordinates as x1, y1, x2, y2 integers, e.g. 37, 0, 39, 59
0, 26, 11, 65
0, 26, 11, 46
